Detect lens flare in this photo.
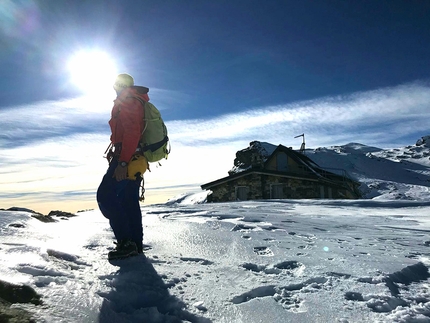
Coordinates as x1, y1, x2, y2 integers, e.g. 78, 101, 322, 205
0, 0, 40, 39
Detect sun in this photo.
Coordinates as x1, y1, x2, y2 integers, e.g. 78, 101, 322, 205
68, 50, 117, 95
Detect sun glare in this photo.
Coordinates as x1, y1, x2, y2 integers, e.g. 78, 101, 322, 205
68, 50, 117, 95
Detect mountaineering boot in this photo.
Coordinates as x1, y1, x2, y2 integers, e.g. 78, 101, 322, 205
108, 240, 138, 260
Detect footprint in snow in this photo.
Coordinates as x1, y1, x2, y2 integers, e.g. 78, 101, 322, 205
241, 260, 303, 275
142, 244, 152, 251
231, 224, 256, 232
179, 257, 214, 265
345, 262, 430, 314
46, 249, 89, 266
231, 276, 328, 313
253, 246, 274, 256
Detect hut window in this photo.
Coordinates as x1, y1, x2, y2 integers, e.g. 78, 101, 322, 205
276, 153, 288, 172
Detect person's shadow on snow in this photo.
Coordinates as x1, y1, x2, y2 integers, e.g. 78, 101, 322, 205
98, 255, 211, 323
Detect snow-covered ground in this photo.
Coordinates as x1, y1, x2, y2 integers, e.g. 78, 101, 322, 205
1, 196, 430, 323
1, 137, 429, 323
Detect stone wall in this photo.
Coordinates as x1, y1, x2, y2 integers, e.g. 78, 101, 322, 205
208, 173, 356, 202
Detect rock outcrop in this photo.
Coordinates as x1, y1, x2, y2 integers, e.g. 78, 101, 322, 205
0, 279, 42, 323
228, 141, 277, 175
416, 135, 430, 147
1, 208, 77, 223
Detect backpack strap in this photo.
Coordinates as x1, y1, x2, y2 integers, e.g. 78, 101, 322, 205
141, 136, 169, 153
130, 96, 163, 134
129, 96, 149, 136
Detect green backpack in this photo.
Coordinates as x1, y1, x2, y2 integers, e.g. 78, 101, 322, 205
135, 98, 170, 163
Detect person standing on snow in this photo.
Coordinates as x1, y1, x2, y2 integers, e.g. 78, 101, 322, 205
97, 73, 150, 260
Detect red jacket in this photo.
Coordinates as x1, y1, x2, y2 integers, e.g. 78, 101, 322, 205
109, 86, 150, 163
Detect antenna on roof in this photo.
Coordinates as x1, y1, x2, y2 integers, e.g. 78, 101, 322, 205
294, 133, 305, 154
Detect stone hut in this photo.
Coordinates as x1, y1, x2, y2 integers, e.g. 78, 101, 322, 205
201, 142, 361, 202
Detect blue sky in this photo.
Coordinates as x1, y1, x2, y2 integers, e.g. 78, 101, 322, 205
1, 0, 430, 213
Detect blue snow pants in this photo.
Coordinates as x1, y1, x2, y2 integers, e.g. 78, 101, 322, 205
96, 159, 143, 252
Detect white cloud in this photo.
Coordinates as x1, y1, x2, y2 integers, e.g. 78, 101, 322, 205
1, 81, 429, 213
168, 81, 430, 148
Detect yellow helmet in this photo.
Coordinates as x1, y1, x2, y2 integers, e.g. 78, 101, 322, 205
113, 73, 134, 92
127, 154, 148, 180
